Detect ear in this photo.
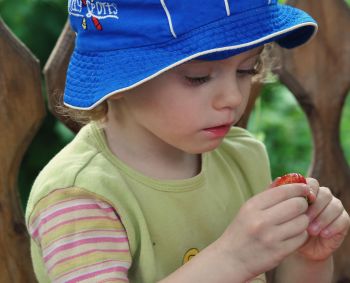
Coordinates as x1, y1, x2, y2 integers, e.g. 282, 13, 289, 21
109, 92, 125, 100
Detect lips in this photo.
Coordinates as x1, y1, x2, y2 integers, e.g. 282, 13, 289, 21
203, 124, 231, 137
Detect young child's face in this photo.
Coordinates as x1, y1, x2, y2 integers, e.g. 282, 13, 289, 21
110, 47, 263, 154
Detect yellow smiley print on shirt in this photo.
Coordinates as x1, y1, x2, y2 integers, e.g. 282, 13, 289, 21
182, 248, 200, 264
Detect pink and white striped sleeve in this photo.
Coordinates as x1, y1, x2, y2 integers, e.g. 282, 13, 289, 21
27, 187, 132, 283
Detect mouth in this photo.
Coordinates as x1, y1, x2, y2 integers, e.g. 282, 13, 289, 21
203, 124, 232, 137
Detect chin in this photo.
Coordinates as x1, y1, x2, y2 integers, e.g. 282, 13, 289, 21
187, 141, 223, 154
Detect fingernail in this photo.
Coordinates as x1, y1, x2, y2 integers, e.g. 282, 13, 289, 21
307, 190, 316, 204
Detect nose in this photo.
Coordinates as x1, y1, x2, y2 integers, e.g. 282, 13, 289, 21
212, 77, 243, 110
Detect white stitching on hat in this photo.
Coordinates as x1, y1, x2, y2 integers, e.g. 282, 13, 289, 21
224, 0, 231, 16
160, 0, 177, 38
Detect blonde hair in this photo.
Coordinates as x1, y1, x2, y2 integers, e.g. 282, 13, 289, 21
253, 42, 279, 83
57, 43, 277, 125
55, 93, 108, 126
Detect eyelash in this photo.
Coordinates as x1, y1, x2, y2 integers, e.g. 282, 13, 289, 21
185, 68, 259, 85
185, 76, 211, 85
236, 68, 259, 76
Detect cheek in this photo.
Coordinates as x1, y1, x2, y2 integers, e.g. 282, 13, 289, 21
133, 95, 192, 128
157, 101, 204, 137
239, 80, 254, 106
158, 101, 197, 125
236, 80, 253, 114
237, 78, 253, 96
125, 81, 204, 131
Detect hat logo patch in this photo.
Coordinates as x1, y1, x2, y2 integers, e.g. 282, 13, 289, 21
69, 0, 119, 30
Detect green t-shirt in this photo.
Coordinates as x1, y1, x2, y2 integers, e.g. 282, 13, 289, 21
26, 122, 271, 282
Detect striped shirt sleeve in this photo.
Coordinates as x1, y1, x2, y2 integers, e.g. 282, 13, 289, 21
27, 187, 132, 283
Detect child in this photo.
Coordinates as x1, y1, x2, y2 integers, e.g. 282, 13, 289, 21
26, 0, 350, 282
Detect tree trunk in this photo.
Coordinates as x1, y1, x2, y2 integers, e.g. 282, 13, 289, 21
0, 17, 45, 282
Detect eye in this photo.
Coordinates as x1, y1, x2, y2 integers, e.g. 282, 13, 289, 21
185, 75, 211, 85
236, 68, 259, 77
237, 57, 262, 78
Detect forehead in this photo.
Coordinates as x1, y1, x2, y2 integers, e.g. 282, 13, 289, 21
185, 46, 264, 66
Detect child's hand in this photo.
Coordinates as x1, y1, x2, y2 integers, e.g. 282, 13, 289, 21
216, 184, 312, 280
297, 178, 350, 261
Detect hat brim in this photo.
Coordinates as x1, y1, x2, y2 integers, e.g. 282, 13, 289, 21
64, 4, 317, 109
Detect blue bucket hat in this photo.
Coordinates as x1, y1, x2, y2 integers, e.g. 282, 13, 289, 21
64, 0, 317, 109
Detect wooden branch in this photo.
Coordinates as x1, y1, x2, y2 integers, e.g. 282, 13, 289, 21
0, 17, 45, 282
279, 1, 350, 281
43, 20, 80, 133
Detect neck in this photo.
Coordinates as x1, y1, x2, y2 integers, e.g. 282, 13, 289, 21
103, 113, 201, 180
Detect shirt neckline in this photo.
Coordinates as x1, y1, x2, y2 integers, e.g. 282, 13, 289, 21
88, 122, 207, 192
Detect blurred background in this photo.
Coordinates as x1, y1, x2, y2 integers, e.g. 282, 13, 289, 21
0, 0, 350, 210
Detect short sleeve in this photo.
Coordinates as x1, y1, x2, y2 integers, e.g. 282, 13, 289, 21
27, 187, 132, 283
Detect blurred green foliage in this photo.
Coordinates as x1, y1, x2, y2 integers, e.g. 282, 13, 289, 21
340, 95, 350, 163
0, 0, 67, 64
248, 81, 350, 179
1, 0, 350, 209
248, 82, 313, 178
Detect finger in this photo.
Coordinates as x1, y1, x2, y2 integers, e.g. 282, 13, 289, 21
276, 214, 310, 241
320, 209, 350, 239
308, 196, 344, 236
306, 177, 319, 196
265, 197, 308, 225
269, 177, 281, 189
282, 230, 309, 253
305, 177, 319, 204
258, 184, 310, 210
307, 186, 333, 222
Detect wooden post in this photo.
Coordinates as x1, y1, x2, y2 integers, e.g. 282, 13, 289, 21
0, 17, 45, 282
43, 21, 80, 133
278, 1, 350, 281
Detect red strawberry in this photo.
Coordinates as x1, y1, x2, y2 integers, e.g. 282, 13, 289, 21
271, 173, 314, 205
273, 173, 306, 187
